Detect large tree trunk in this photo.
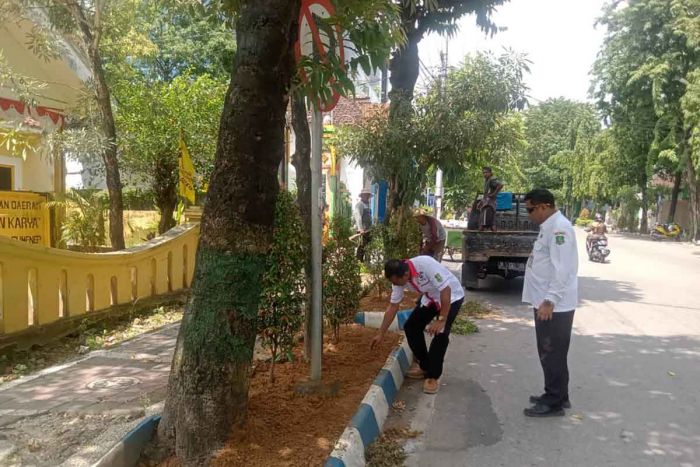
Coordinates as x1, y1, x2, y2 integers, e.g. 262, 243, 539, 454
154, 155, 178, 234
668, 170, 682, 223
158, 1, 299, 465
388, 34, 420, 120
290, 93, 312, 359
385, 24, 420, 223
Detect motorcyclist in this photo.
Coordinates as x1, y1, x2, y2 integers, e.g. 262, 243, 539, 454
586, 213, 608, 250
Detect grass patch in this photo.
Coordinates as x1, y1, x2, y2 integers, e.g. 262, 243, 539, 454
461, 299, 493, 318
0, 304, 183, 384
451, 316, 479, 335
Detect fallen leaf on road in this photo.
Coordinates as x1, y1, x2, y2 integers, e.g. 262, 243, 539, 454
392, 400, 406, 411
570, 413, 584, 421
668, 371, 676, 377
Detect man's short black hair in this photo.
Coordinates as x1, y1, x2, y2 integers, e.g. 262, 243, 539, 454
482, 166, 492, 173
524, 189, 556, 206
384, 259, 409, 279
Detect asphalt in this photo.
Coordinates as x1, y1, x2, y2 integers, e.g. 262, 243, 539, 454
389, 230, 700, 467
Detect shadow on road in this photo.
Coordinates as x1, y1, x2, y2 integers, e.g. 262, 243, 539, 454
578, 276, 644, 303
423, 310, 700, 465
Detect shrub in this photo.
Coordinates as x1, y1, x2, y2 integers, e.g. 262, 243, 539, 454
52, 189, 109, 249
361, 209, 422, 299
384, 206, 422, 260
323, 215, 362, 344
258, 191, 307, 382
122, 188, 156, 211
575, 218, 594, 228
364, 224, 390, 298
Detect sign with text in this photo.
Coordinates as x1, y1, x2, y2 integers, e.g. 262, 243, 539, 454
0, 191, 51, 246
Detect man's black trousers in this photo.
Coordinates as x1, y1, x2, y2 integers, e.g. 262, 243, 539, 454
534, 309, 575, 408
404, 298, 463, 379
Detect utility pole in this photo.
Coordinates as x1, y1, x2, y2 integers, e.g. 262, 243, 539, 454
435, 38, 448, 219
310, 106, 323, 382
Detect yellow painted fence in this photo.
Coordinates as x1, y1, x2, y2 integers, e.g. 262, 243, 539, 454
0, 223, 199, 337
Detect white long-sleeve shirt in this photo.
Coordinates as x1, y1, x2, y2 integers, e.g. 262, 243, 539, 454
391, 256, 464, 309
522, 211, 578, 312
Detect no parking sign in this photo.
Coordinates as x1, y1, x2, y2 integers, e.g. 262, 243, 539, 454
295, 0, 346, 111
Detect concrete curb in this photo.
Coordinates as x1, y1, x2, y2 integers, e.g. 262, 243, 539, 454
325, 336, 414, 467
93, 415, 160, 467
354, 309, 413, 331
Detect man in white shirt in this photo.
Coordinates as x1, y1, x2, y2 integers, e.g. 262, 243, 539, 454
522, 189, 578, 417
371, 256, 464, 394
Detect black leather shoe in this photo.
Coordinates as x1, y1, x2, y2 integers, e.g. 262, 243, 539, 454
529, 395, 571, 409
524, 403, 565, 417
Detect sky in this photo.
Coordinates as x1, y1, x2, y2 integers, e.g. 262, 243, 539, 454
419, 0, 609, 103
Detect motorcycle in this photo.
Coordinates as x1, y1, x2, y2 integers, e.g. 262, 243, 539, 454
650, 223, 683, 241
586, 236, 610, 263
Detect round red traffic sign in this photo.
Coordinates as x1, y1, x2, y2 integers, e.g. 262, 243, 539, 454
295, 0, 345, 112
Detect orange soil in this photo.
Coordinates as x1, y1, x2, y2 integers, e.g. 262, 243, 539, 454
161, 325, 400, 467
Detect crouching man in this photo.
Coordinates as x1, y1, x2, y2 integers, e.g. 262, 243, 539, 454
371, 257, 465, 394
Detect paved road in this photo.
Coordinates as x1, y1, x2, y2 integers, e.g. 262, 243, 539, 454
390, 231, 700, 467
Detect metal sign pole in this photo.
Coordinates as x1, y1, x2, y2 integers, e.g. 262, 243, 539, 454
310, 106, 323, 382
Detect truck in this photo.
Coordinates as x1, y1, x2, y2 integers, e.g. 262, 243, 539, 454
461, 192, 539, 289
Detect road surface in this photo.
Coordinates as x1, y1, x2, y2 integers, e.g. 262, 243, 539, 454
389, 231, 700, 467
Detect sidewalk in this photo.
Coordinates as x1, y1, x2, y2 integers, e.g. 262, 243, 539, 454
0, 323, 180, 466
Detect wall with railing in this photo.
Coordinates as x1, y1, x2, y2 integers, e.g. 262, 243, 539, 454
0, 224, 199, 338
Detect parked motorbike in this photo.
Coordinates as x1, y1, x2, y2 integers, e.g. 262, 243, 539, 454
650, 223, 683, 241
587, 236, 610, 263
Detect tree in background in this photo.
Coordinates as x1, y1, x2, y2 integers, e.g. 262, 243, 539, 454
592, 0, 700, 235
4, 0, 131, 249
114, 74, 225, 233
676, 0, 700, 240
385, 0, 508, 216
522, 99, 602, 216
338, 51, 529, 219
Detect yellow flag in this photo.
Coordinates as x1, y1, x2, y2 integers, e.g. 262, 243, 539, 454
178, 131, 196, 204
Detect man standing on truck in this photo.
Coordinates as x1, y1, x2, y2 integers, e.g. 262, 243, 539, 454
477, 167, 504, 232
371, 257, 464, 394
522, 189, 578, 417
414, 211, 447, 261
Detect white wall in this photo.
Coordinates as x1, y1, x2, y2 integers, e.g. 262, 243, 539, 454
0, 154, 22, 190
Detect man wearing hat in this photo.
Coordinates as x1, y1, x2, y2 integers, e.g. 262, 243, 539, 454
414, 210, 446, 262
354, 188, 373, 261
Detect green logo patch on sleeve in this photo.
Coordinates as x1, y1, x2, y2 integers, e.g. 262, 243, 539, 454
554, 232, 566, 245
434, 273, 443, 282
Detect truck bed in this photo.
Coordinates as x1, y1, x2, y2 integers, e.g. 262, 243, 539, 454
462, 230, 538, 262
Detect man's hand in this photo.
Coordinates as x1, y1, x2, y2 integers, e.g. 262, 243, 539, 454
370, 332, 384, 350
426, 319, 446, 336
537, 301, 554, 321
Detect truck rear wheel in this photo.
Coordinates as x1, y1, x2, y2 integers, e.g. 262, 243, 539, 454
462, 261, 479, 290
